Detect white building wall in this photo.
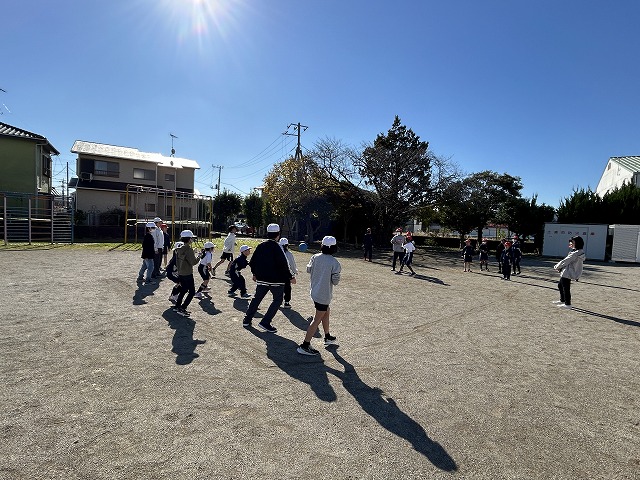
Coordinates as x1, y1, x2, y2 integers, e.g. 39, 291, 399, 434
596, 160, 634, 197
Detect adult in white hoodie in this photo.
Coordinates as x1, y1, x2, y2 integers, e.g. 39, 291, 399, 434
553, 236, 586, 308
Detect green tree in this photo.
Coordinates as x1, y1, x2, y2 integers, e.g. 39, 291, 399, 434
496, 195, 555, 252
243, 192, 264, 231
602, 183, 640, 224
441, 171, 523, 244
212, 191, 243, 230
262, 155, 331, 241
557, 188, 605, 223
356, 116, 434, 232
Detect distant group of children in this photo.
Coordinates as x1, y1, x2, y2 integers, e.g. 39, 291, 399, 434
460, 236, 523, 280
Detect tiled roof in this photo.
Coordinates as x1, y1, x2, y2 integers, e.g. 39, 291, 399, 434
71, 140, 199, 169
0, 121, 60, 154
610, 156, 640, 173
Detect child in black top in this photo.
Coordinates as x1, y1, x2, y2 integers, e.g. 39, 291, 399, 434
478, 238, 489, 271
228, 245, 252, 298
137, 222, 157, 284
501, 241, 514, 280
512, 241, 522, 275
461, 239, 475, 272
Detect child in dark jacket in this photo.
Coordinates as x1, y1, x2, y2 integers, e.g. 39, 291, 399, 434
228, 245, 252, 298
501, 241, 514, 280
512, 242, 522, 275
137, 222, 157, 284
166, 241, 184, 303
461, 239, 475, 272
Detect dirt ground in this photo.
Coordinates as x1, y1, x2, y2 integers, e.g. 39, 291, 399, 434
0, 244, 638, 480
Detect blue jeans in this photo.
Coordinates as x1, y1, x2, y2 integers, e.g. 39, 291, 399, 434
139, 258, 154, 281
243, 284, 284, 326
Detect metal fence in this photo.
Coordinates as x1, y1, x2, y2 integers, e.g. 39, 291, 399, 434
0, 192, 73, 245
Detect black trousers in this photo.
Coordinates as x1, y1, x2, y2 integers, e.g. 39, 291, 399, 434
177, 274, 195, 309
243, 284, 284, 326
558, 277, 572, 305
392, 251, 404, 270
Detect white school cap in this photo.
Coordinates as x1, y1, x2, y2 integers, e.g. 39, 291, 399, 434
322, 236, 337, 246
239, 245, 251, 253
266, 223, 280, 233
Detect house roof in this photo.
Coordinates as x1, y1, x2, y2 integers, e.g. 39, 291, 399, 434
610, 156, 640, 173
0, 121, 60, 155
71, 140, 200, 170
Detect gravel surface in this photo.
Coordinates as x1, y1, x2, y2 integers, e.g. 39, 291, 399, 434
1, 245, 639, 479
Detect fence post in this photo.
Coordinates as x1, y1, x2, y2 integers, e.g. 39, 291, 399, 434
3, 195, 6, 246
28, 197, 32, 245
51, 195, 54, 244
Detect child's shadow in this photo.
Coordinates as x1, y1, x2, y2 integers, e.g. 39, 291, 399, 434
412, 274, 448, 285
162, 309, 206, 365
325, 347, 457, 471
198, 295, 222, 315
132, 282, 159, 305
247, 328, 336, 402
280, 309, 321, 337
231, 298, 263, 317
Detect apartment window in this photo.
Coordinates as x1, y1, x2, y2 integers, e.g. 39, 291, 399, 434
180, 206, 192, 218
42, 155, 52, 177
95, 160, 120, 177
119, 193, 132, 207
166, 205, 173, 217
144, 203, 156, 212
165, 173, 175, 182
134, 168, 156, 181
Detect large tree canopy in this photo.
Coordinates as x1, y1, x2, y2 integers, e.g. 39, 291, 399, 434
262, 155, 332, 241
440, 171, 523, 243
212, 191, 243, 230
356, 116, 434, 232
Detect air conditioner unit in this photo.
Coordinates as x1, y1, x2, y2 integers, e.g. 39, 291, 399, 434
80, 172, 93, 181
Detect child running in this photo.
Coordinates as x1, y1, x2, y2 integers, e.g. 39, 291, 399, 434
228, 245, 252, 298
397, 231, 416, 275
297, 236, 341, 356
194, 241, 214, 300
167, 241, 184, 304
279, 237, 298, 308
173, 230, 199, 317
213, 225, 238, 276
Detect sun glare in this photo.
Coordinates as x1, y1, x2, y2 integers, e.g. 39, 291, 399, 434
156, 0, 245, 49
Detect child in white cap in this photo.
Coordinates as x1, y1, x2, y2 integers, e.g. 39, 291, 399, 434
194, 241, 214, 300
297, 235, 341, 355
278, 237, 298, 308
173, 230, 200, 317
212, 224, 238, 276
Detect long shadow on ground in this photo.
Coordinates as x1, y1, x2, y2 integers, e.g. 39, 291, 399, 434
571, 307, 640, 328
162, 309, 206, 365
325, 347, 458, 472
132, 281, 159, 305
247, 328, 336, 402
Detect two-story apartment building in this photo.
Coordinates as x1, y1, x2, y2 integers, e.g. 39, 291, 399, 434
69, 141, 201, 224
0, 121, 59, 195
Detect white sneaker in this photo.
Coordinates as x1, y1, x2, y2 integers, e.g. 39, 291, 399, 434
194, 292, 204, 299
551, 300, 563, 304
557, 303, 572, 309
169, 295, 178, 304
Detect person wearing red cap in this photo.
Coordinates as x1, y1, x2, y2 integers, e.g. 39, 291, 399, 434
390, 227, 405, 271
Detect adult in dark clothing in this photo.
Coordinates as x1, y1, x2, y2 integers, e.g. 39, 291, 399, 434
363, 228, 373, 262
137, 222, 157, 284
242, 224, 295, 333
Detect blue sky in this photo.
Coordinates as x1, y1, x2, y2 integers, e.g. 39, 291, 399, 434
2, 0, 640, 208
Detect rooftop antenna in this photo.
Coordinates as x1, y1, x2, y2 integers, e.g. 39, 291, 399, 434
0, 87, 10, 115
169, 132, 178, 157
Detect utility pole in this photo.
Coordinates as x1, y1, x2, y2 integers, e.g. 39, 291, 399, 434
212, 165, 223, 197
283, 122, 308, 160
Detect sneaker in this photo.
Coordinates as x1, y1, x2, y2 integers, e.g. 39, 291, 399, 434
171, 305, 181, 311
557, 304, 572, 309
203, 286, 211, 291
324, 334, 338, 346
283, 302, 291, 309
242, 319, 251, 328
194, 292, 204, 299
177, 308, 191, 316
136, 277, 143, 282
257, 322, 277, 333
551, 300, 563, 305
297, 344, 319, 356
240, 293, 252, 299
168, 295, 178, 304
211, 270, 216, 277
